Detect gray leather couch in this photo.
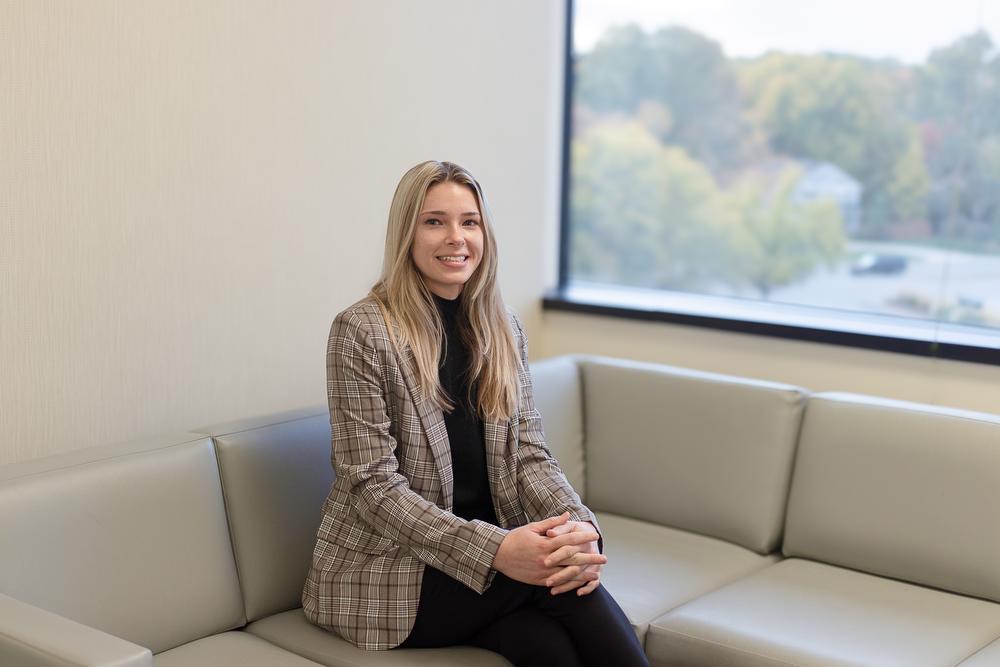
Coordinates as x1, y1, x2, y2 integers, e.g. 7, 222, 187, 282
3, 355, 1000, 666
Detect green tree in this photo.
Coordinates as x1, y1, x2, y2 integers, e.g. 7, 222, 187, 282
576, 25, 756, 175
726, 169, 846, 298
576, 24, 652, 114
570, 122, 736, 290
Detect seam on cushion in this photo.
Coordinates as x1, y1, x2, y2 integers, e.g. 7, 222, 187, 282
784, 555, 1000, 608
192, 408, 328, 439
778, 392, 810, 558
816, 394, 1000, 427
208, 435, 251, 628
652, 625, 802, 667
0, 630, 83, 667
0, 436, 209, 483
578, 355, 806, 395
635, 554, 783, 629
948, 625, 1000, 666
571, 357, 589, 505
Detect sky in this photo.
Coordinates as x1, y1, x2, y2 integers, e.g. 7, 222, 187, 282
574, 0, 999, 64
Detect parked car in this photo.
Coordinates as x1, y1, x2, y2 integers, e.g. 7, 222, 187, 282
850, 253, 908, 275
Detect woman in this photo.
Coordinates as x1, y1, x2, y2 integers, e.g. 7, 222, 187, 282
303, 161, 647, 667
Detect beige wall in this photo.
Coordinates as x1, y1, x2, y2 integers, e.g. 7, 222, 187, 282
1, 0, 566, 465
540, 312, 1000, 414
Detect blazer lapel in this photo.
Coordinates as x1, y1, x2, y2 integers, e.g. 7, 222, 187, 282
395, 343, 454, 510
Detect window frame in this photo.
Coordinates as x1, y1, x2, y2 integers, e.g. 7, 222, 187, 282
550, 0, 1000, 367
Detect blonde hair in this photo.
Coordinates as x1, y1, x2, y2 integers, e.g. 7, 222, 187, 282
370, 160, 519, 420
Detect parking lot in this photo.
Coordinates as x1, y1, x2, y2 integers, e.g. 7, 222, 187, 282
767, 242, 1000, 329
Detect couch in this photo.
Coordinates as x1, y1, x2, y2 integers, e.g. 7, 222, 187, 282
3, 355, 1000, 666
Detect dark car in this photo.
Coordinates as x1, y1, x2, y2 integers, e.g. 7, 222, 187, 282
850, 253, 908, 275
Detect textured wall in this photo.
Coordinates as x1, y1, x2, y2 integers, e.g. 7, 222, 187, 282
0, 1, 565, 464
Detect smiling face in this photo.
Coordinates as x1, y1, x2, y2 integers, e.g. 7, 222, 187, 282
410, 181, 484, 300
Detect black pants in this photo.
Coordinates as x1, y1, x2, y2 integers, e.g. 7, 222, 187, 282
398, 565, 649, 667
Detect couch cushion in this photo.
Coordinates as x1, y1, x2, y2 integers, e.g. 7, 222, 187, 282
581, 357, 807, 553
246, 608, 512, 666
195, 407, 334, 622
155, 631, 324, 666
646, 558, 1000, 667
596, 512, 777, 645
529, 356, 585, 495
0, 435, 245, 654
784, 393, 1000, 602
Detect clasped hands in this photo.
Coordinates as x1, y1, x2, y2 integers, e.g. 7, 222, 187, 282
493, 512, 605, 596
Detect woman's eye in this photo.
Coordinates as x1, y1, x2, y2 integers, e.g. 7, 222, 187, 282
425, 219, 441, 225
463, 219, 479, 226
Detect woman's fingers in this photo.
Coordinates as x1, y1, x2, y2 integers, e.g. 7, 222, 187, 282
550, 579, 586, 595
545, 559, 605, 588
544, 545, 606, 567
545, 523, 574, 537
543, 543, 582, 566
546, 530, 600, 551
576, 578, 601, 596
550, 568, 601, 595
545, 564, 583, 588
553, 552, 607, 568
530, 512, 570, 534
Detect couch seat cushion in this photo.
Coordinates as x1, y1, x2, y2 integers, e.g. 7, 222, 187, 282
246, 609, 512, 666
596, 512, 777, 644
155, 631, 323, 666
646, 558, 1000, 667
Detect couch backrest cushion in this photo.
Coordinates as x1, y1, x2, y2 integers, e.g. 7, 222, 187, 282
0, 435, 245, 654
197, 408, 333, 622
529, 356, 586, 496
784, 393, 1000, 601
581, 357, 807, 554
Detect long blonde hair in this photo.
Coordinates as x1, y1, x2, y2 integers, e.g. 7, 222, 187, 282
370, 160, 519, 421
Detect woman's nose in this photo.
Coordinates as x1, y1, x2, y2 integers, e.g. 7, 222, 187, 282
445, 224, 465, 245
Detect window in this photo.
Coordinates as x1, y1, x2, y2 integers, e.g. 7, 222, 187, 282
554, 0, 1000, 363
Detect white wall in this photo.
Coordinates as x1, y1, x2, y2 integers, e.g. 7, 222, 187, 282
0, 0, 567, 465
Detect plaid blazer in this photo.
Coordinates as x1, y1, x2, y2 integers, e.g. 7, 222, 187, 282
302, 297, 598, 650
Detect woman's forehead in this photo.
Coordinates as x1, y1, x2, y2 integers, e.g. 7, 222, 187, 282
421, 181, 479, 213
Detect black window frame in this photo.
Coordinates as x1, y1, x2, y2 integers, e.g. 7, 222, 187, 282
547, 0, 1000, 366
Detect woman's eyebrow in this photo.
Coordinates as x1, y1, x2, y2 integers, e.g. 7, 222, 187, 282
419, 210, 481, 217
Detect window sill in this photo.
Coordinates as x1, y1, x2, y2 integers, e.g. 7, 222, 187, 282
543, 283, 1000, 366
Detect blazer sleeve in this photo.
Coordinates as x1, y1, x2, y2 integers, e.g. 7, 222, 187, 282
327, 310, 509, 593
509, 313, 602, 548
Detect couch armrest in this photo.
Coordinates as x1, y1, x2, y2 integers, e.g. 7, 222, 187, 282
0, 593, 152, 667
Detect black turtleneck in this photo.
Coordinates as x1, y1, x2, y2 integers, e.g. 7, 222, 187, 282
433, 294, 499, 525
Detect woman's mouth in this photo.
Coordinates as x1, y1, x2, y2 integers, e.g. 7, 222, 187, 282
436, 255, 469, 267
